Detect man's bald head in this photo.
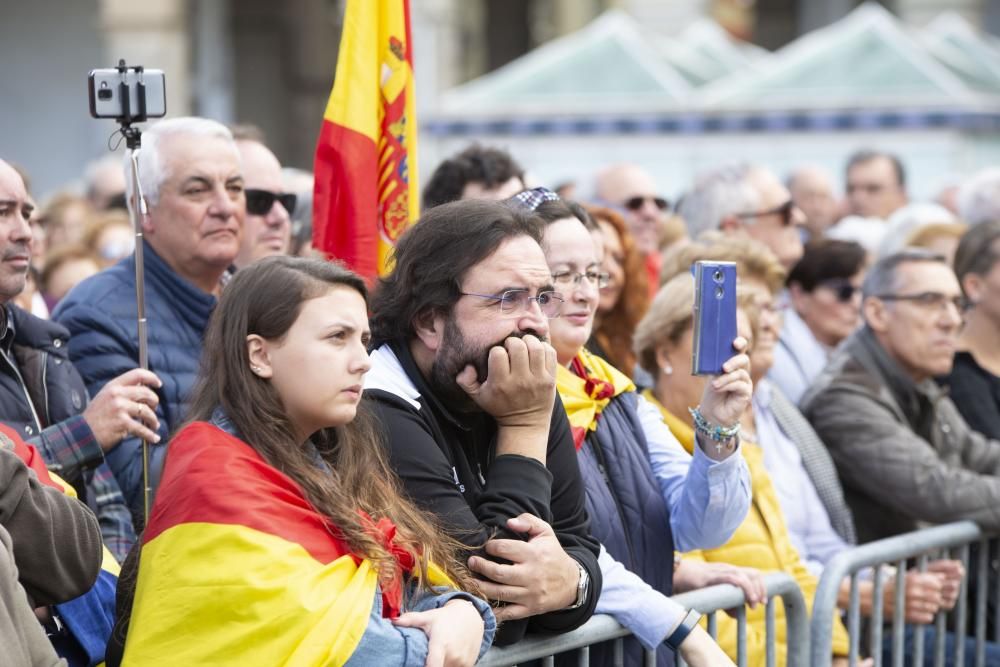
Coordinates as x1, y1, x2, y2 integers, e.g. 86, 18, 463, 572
788, 164, 839, 237
234, 139, 292, 268
595, 163, 667, 255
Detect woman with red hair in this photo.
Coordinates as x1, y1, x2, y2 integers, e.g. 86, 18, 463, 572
586, 205, 650, 379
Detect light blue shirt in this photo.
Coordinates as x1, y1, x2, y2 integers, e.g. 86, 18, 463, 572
753, 380, 848, 575
636, 393, 752, 552
770, 307, 832, 406
594, 394, 752, 647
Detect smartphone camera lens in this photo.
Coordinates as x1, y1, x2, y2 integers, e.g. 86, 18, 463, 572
715, 286, 725, 299
98, 83, 113, 101
713, 270, 724, 284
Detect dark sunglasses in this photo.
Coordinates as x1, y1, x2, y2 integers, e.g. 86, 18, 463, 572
734, 199, 796, 227
245, 189, 297, 216
624, 195, 670, 212
819, 279, 860, 303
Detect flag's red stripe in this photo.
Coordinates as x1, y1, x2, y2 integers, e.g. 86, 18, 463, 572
312, 119, 380, 280
143, 422, 355, 566
403, 0, 414, 67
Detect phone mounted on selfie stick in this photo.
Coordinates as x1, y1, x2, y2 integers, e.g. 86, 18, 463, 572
88, 59, 167, 527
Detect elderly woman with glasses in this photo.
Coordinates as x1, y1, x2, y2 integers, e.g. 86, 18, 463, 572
518, 193, 754, 667
636, 262, 853, 667
771, 238, 868, 405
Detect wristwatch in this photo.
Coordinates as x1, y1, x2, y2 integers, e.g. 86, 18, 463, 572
565, 559, 591, 610
664, 609, 701, 651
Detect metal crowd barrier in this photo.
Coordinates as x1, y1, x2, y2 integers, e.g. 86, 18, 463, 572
811, 521, 998, 667
480, 572, 809, 667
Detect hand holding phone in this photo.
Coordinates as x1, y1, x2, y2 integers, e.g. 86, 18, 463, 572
692, 261, 738, 376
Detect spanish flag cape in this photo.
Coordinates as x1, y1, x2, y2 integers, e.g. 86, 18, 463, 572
556, 349, 635, 449
123, 421, 449, 666
0, 423, 120, 666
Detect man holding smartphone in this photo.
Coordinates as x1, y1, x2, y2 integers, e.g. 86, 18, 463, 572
364, 198, 601, 645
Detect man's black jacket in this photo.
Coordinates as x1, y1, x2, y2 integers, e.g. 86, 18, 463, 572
365, 340, 601, 645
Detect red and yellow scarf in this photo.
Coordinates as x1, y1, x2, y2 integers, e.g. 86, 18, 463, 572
556, 348, 635, 448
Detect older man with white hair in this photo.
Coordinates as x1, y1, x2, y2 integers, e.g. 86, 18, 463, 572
958, 167, 1000, 227
54, 117, 245, 517
678, 163, 806, 269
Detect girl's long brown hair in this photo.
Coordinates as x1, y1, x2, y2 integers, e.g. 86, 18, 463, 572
586, 205, 650, 375
186, 256, 478, 596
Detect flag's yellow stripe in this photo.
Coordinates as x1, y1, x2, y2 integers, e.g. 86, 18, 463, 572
123, 522, 377, 666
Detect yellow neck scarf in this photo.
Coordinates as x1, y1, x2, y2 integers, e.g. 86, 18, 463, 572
556, 348, 635, 448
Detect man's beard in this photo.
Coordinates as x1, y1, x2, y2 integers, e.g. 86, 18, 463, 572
429, 315, 546, 413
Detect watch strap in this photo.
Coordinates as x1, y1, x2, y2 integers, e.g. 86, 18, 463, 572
664, 609, 701, 650
564, 559, 589, 610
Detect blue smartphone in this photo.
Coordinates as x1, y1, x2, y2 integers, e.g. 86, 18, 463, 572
691, 261, 738, 376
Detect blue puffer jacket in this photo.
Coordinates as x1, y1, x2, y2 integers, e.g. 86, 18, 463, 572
53, 241, 217, 519
578, 390, 675, 667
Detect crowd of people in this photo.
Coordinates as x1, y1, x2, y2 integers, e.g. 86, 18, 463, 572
2, 115, 1000, 667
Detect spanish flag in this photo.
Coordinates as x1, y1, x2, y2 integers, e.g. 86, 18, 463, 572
122, 422, 443, 665
313, 0, 419, 280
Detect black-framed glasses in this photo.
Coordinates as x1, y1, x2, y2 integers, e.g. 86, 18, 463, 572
734, 199, 796, 227
819, 279, 861, 303
460, 289, 564, 318
245, 189, 297, 216
551, 269, 610, 290
624, 195, 670, 212
875, 291, 965, 313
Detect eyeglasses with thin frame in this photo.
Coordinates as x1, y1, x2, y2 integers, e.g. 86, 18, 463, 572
551, 269, 611, 290
245, 188, 298, 216
875, 291, 965, 314
624, 195, 670, 212
733, 199, 796, 227
460, 289, 565, 318
819, 279, 861, 303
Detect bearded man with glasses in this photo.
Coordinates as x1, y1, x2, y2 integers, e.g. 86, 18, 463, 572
365, 198, 602, 646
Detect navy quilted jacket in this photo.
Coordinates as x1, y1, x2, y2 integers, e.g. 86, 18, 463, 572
53, 241, 217, 518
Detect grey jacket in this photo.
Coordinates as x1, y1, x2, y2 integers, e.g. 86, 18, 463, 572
769, 384, 857, 545
0, 525, 65, 666
802, 326, 1000, 543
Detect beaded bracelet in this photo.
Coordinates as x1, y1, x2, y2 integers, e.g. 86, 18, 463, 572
688, 406, 740, 455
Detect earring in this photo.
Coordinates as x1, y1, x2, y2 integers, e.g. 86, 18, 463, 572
662, 364, 673, 376
251, 365, 262, 374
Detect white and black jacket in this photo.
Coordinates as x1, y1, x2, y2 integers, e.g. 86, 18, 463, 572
364, 341, 602, 645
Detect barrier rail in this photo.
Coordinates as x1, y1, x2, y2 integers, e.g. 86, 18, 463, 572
480, 572, 809, 667
811, 521, 998, 667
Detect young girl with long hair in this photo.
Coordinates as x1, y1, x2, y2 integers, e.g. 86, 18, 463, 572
120, 257, 494, 666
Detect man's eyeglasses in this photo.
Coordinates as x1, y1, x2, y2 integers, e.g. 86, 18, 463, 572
552, 269, 611, 290
624, 195, 670, 212
461, 289, 565, 318
245, 189, 297, 216
734, 199, 796, 227
819, 279, 861, 303
875, 291, 965, 313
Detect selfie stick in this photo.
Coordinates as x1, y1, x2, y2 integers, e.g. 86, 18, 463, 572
112, 60, 153, 527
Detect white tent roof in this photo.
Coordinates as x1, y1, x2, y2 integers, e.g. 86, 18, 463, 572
656, 19, 769, 87
917, 12, 1000, 93
439, 10, 692, 116
697, 3, 998, 110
